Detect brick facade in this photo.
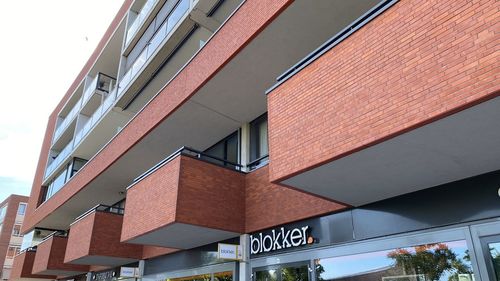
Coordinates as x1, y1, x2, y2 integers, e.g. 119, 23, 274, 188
32, 236, 88, 274
0, 195, 28, 279
122, 155, 246, 243
10, 252, 55, 280
268, 0, 499, 183
65, 211, 142, 264
245, 166, 345, 232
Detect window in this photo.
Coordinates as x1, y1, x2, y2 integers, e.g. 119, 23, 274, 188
6, 246, 20, 258
17, 203, 27, 216
12, 224, 22, 237
0, 206, 7, 222
315, 240, 474, 281
249, 113, 269, 167
204, 131, 239, 168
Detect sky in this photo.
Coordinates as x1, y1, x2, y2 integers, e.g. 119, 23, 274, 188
0, 1, 125, 203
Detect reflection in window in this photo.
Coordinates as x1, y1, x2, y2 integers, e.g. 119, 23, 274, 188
168, 274, 211, 281
214, 271, 233, 281
489, 242, 500, 281
315, 240, 473, 281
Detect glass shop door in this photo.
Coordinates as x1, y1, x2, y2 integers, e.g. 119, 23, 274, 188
254, 262, 310, 281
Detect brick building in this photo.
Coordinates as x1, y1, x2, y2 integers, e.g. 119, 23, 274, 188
0, 195, 28, 281
10, 0, 500, 281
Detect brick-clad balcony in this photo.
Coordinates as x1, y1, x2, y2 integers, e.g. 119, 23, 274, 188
121, 147, 245, 249
64, 205, 142, 266
32, 232, 89, 276
267, 0, 500, 206
10, 248, 56, 281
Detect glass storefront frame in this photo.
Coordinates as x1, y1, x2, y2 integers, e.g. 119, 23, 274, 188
251, 219, 500, 281
142, 262, 237, 281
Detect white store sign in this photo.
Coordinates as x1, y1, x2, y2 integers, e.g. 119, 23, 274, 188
120, 267, 139, 278
218, 243, 242, 260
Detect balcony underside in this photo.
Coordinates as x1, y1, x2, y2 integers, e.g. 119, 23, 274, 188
65, 211, 142, 266
10, 251, 56, 281
33, 0, 382, 230
32, 236, 88, 276
282, 96, 500, 206
122, 155, 245, 249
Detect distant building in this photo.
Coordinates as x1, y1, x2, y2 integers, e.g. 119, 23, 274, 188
0, 195, 28, 281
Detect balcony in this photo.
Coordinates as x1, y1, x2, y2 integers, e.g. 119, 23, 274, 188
32, 232, 89, 276
53, 99, 81, 145
64, 205, 142, 266
266, 0, 500, 206
125, 0, 158, 48
116, 0, 194, 108
44, 139, 74, 179
10, 248, 56, 281
121, 147, 245, 249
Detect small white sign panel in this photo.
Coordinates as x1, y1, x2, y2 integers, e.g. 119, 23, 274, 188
120, 267, 138, 278
218, 243, 242, 260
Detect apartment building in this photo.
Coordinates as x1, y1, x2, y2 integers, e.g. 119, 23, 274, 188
0, 195, 28, 281
10, 0, 499, 281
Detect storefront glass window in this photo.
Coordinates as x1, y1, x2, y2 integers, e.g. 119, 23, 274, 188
214, 271, 233, 281
168, 274, 211, 281
488, 242, 500, 281
315, 240, 474, 281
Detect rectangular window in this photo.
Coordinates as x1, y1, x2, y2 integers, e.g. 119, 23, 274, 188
12, 224, 22, 237
314, 240, 474, 281
249, 113, 269, 168
204, 131, 239, 168
6, 246, 20, 258
0, 205, 7, 222
17, 203, 27, 216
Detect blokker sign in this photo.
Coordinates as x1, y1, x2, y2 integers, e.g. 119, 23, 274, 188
250, 225, 313, 255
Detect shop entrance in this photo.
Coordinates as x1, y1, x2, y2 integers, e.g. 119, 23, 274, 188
471, 221, 500, 281
253, 262, 310, 281
251, 219, 500, 281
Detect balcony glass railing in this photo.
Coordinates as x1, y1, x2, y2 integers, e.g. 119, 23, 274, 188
74, 88, 117, 146
82, 73, 116, 107
118, 0, 190, 95
125, 0, 157, 46
53, 98, 81, 142
45, 139, 74, 179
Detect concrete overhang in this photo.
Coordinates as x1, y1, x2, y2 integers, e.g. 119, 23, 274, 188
282, 96, 500, 206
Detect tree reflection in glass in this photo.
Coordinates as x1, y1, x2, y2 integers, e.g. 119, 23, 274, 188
315, 240, 474, 281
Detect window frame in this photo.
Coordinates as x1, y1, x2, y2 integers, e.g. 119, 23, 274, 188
17, 203, 27, 216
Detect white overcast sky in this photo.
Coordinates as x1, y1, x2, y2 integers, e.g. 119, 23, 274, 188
0, 1, 124, 202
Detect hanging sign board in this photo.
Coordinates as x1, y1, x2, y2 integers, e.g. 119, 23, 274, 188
218, 243, 242, 260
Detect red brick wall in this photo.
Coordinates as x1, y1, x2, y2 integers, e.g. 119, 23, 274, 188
121, 157, 181, 242
24, 0, 294, 233
176, 156, 246, 232
268, 0, 500, 183
122, 155, 246, 243
32, 236, 88, 274
89, 212, 142, 259
10, 251, 56, 280
64, 213, 94, 263
0, 195, 28, 272
65, 211, 142, 264
245, 166, 345, 232
22, 0, 134, 234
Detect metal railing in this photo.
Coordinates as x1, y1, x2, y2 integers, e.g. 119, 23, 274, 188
82, 73, 116, 107
40, 230, 68, 243
53, 98, 82, 143
118, 0, 190, 96
44, 139, 74, 179
247, 154, 269, 171
71, 204, 125, 226
125, 0, 158, 46
133, 146, 244, 183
